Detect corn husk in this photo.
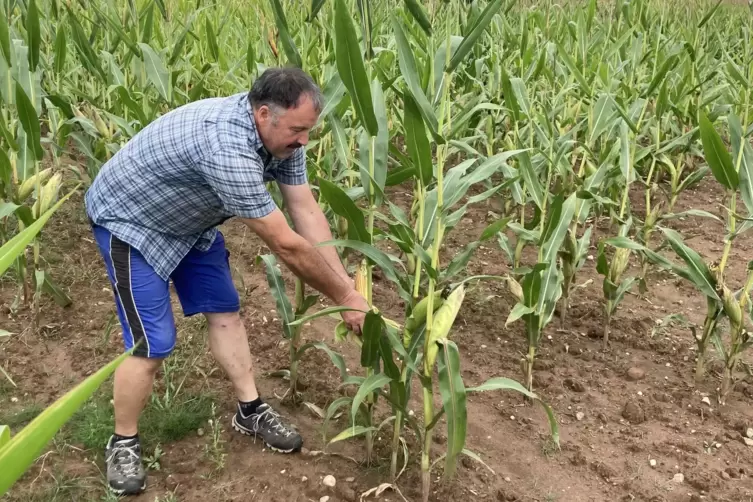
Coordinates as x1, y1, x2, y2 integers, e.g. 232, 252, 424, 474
424, 285, 465, 371
17, 169, 53, 201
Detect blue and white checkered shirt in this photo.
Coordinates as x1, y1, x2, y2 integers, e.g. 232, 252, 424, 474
85, 92, 307, 280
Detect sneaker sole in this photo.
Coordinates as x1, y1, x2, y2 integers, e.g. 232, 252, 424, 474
108, 480, 146, 496
231, 415, 302, 454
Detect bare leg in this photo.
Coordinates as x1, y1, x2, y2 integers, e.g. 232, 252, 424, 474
205, 312, 259, 402
113, 356, 163, 436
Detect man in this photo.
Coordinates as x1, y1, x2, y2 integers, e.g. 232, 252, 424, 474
85, 67, 369, 496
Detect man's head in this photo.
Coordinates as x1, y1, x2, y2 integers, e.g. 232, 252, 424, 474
249, 68, 323, 159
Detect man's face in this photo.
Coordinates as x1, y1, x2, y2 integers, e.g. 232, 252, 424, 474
254, 95, 320, 159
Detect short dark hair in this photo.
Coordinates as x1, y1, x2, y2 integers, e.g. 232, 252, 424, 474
248, 67, 323, 113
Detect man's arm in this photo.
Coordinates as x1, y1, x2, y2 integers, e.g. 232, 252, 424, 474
278, 183, 351, 286
240, 208, 368, 333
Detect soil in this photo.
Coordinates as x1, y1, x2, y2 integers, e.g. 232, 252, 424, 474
2, 172, 753, 502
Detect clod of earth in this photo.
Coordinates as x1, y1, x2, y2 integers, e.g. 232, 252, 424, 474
626, 367, 646, 381
622, 401, 646, 424
564, 378, 587, 392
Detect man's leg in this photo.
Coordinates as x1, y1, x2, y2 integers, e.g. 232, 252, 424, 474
204, 312, 259, 402
171, 232, 303, 453
92, 225, 176, 495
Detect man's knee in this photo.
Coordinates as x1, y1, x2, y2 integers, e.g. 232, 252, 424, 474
204, 311, 243, 330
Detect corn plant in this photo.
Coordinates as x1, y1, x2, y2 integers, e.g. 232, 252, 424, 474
258, 254, 354, 404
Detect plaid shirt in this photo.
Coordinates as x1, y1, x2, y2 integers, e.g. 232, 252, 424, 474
85, 92, 308, 280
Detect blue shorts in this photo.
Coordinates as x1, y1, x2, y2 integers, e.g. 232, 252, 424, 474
92, 225, 240, 359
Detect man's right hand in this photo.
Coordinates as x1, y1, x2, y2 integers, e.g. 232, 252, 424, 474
339, 289, 370, 335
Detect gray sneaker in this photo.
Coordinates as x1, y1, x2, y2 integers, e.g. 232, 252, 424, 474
104, 436, 146, 495
231, 403, 303, 453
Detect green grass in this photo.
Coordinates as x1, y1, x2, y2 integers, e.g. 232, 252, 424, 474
0, 403, 44, 430
65, 390, 216, 454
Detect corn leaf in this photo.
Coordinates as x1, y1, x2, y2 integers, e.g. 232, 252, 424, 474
25, 0, 40, 72
505, 303, 534, 326
0, 349, 131, 495
697, 0, 723, 28
14, 82, 42, 161
699, 111, 737, 190
392, 17, 440, 141
0, 6, 10, 67
360, 311, 384, 368
447, 0, 505, 73
258, 254, 294, 339
269, 0, 302, 68
0, 425, 9, 449
437, 339, 467, 479
318, 177, 370, 242
138, 43, 171, 103
205, 18, 219, 62
729, 113, 753, 216
466, 376, 559, 445
620, 120, 635, 184
53, 26, 67, 75
403, 0, 431, 35
116, 86, 148, 127
541, 193, 577, 262
351, 373, 391, 422
403, 92, 432, 186
297, 342, 348, 381
328, 425, 377, 445
643, 54, 678, 98
316, 239, 410, 300
320, 73, 346, 122
660, 227, 719, 300
65, 6, 105, 81
334, 0, 378, 136
519, 151, 544, 210
288, 306, 366, 327
308, 0, 327, 21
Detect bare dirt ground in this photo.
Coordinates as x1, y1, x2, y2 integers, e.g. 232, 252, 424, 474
2, 171, 753, 502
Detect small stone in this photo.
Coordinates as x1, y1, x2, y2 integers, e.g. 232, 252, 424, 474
673, 473, 684, 483
743, 437, 753, 446
345, 477, 355, 483
302, 476, 308, 483
627, 368, 645, 381
197, 428, 205, 437
665, 362, 671, 367
323, 475, 337, 488
510, 415, 515, 420
504, 477, 511, 482
721, 471, 731, 480
701, 396, 711, 406
637, 391, 643, 396
10, 397, 18, 403
481, 344, 487, 349
320, 497, 330, 502
280, 470, 286, 474
649, 459, 657, 467
746, 428, 753, 438
576, 412, 585, 421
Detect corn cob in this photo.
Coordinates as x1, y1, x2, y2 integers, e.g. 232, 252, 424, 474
35, 173, 63, 218
424, 285, 465, 371
608, 247, 630, 285
404, 287, 449, 334
17, 168, 53, 201
720, 284, 743, 332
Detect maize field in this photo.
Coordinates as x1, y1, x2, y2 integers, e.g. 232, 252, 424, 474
2, 0, 753, 499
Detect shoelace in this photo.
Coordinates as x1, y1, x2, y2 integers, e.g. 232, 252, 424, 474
108, 442, 141, 477
253, 406, 294, 438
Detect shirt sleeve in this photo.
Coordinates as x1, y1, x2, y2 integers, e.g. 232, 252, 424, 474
273, 148, 308, 185
198, 148, 278, 219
